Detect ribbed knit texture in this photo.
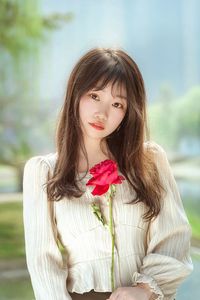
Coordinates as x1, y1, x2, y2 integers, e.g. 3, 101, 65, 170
23, 142, 193, 300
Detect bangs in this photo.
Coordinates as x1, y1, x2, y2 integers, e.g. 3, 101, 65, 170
95, 66, 126, 89
84, 59, 127, 94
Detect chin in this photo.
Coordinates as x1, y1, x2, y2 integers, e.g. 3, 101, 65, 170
86, 131, 107, 139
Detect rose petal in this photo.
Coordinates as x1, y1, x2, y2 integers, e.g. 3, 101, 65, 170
87, 171, 118, 186
112, 176, 125, 184
90, 160, 117, 176
91, 184, 110, 196
86, 160, 125, 196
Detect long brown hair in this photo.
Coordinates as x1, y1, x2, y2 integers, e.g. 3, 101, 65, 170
47, 48, 163, 221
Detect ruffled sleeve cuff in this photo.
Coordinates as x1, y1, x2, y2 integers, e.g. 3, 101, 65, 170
132, 272, 164, 300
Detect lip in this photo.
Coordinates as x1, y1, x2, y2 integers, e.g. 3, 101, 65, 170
89, 122, 105, 130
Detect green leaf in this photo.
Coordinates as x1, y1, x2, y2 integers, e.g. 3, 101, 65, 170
91, 203, 107, 226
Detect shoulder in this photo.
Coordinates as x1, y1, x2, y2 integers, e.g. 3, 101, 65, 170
144, 141, 168, 160
144, 141, 166, 155
143, 141, 170, 171
24, 152, 58, 174
144, 141, 175, 185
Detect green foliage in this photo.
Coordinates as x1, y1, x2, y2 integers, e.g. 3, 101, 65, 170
0, 201, 25, 259
0, 278, 34, 300
0, 0, 74, 55
0, 0, 42, 55
0, 165, 18, 192
186, 209, 200, 240
174, 87, 200, 139
0, 0, 73, 191
91, 202, 107, 226
149, 85, 200, 150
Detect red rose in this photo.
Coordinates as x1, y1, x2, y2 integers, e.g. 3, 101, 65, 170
86, 159, 125, 196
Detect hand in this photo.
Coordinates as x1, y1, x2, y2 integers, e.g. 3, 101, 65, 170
106, 284, 156, 300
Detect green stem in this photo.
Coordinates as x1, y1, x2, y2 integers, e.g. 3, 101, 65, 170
108, 185, 116, 291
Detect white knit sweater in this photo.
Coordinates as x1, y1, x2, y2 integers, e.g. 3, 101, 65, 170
23, 142, 193, 300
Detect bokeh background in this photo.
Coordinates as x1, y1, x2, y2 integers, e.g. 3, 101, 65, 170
0, 0, 199, 299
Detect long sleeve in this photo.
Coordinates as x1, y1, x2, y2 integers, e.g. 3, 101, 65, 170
132, 144, 193, 299
23, 156, 71, 300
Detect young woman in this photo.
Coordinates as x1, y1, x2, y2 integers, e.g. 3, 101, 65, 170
23, 48, 193, 300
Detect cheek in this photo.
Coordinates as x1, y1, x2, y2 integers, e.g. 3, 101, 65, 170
79, 99, 94, 116
113, 110, 126, 124
108, 111, 126, 130
79, 101, 90, 121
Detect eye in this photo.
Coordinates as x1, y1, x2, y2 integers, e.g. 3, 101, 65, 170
112, 102, 123, 109
89, 93, 99, 101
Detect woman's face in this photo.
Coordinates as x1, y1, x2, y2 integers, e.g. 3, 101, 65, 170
78, 82, 127, 142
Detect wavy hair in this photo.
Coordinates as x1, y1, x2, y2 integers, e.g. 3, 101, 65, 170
47, 48, 163, 221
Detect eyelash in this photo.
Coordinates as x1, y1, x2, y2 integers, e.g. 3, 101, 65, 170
89, 93, 124, 109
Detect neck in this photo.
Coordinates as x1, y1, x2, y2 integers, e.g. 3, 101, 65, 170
78, 139, 113, 171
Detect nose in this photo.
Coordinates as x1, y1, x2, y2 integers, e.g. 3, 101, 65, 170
94, 111, 107, 121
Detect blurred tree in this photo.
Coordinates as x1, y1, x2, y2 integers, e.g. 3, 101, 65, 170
148, 84, 176, 148
0, 0, 73, 191
149, 85, 200, 153
174, 87, 200, 139
0, 0, 73, 55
